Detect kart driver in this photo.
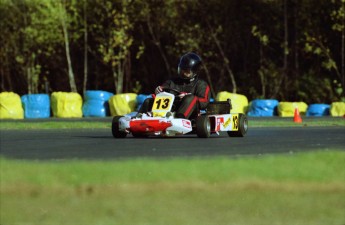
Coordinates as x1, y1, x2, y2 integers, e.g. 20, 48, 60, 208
138, 52, 211, 119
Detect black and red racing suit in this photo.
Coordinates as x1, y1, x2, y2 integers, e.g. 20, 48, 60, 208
138, 77, 211, 119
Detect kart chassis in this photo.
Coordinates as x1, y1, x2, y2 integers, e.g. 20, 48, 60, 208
112, 90, 248, 138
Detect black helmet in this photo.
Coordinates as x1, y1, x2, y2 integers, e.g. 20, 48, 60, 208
178, 52, 202, 81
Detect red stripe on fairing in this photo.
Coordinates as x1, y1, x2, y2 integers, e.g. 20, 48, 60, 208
184, 96, 197, 118
130, 120, 172, 133
198, 85, 210, 102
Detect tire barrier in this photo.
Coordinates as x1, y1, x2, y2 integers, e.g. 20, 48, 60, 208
278, 102, 308, 117
82, 90, 113, 117
215, 91, 248, 113
136, 94, 152, 111
21, 94, 50, 119
330, 102, 345, 117
306, 104, 330, 116
247, 99, 279, 117
51, 92, 83, 118
1, 90, 344, 119
109, 93, 137, 116
0, 92, 24, 119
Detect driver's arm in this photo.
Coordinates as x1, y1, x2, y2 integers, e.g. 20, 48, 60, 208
195, 80, 211, 110
155, 80, 173, 94
161, 80, 173, 89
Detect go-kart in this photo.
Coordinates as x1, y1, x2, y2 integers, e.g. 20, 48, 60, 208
111, 88, 248, 138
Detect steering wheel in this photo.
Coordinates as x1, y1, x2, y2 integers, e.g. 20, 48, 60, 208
161, 87, 182, 96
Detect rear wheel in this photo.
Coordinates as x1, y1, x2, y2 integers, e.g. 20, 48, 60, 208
112, 116, 127, 138
227, 114, 248, 137
196, 115, 211, 138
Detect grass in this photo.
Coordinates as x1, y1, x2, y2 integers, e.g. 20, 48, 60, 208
0, 120, 108, 129
1, 150, 345, 225
250, 117, 345, 127
0, 116, 344, 129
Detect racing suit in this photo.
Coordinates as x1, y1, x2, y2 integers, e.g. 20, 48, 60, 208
138, 77, 211, 119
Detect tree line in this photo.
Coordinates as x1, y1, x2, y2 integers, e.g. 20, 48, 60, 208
1, 0, 344, 103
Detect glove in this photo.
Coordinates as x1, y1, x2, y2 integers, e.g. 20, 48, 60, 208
155, 86, 163, 94
178, 92, 191, 99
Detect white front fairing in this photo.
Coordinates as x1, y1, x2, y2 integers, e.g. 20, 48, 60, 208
119, 91, 193, 137
165, 118, 193, 136
121, 115, 193, 136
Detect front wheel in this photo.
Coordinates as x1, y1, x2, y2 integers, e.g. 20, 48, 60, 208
227, 114, 248, 137
196, 115, 211, 138
112, 116, 127, 138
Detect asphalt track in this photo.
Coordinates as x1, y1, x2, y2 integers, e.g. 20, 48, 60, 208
1, 125, 344, 160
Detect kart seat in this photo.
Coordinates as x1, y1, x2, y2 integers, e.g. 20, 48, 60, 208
206, 98, 232, 115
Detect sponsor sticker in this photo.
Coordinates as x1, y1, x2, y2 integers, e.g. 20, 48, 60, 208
216, 117, 224, 131
223, 117, 231, 128
182, 120, 191, 128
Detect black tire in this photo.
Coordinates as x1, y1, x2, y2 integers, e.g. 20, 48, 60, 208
227, 113, 248, 137
196, 115, 211, 138
112, 116, 127, 138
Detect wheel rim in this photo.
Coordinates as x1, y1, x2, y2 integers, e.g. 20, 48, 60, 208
243, 118, 248, 132
206, 119, 211, 133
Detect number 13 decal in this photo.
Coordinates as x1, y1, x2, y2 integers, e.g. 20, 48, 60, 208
155, 98, 170, 109
232, 115, 238, 129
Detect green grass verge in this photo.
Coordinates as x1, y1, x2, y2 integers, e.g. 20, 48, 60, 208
0, 116, 344, 129
0, 121, 107, 129
1, 150, 345, 225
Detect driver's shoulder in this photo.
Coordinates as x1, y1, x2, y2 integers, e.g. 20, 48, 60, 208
195, 78, 209, 88
162, 79, 174, 87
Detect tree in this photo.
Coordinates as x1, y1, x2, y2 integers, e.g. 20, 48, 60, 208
53, 0, 78, 92
0, 0, 63, 94
163, 0, 217, 97
300, 0, 344, 101
0, 0, 22, 92
1, 0, 343, 103
331, 0, 345, 98
91, 1, 134, 94
20, 0, 79, 93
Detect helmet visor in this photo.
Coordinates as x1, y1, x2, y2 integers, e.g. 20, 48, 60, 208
178, 68, 194, 79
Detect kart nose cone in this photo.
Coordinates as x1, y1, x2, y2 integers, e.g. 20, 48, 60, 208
129, 120, 172, 133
